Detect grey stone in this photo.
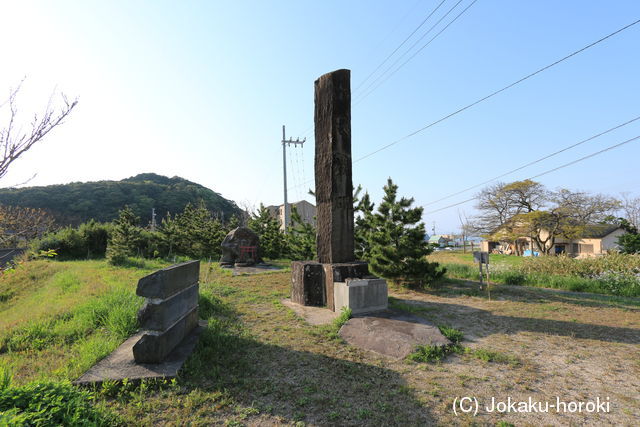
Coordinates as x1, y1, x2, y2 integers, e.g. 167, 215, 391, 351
324, 261, 371, 309
133, 307, 199, 364
291, 261, 325, 306
220, 227, 261, 266
314, 69, 355, 264
334, 278, 388, 314
73, 321, 206, 385
137, 284, 199, 331
281, 298, 339, 326
137, 260, 199, 300
339, 311, 451, 359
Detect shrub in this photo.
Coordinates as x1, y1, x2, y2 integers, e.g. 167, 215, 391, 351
31, 221, 112, 260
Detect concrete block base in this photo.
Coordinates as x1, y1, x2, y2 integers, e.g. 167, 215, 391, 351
291, 261, 325, 306
334, 278, 388, 315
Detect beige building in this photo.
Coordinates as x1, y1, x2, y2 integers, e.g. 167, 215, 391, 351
265, 200, 317, 231
480, 224, 625, 257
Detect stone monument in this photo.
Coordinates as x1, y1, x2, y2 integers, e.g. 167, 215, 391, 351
291, 69, 388, 314
220, 226, 261, 267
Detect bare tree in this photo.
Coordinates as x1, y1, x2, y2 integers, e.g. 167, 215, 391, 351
621, 193, 640, 229
0, 205, 56, 247
0, 80, 78, 181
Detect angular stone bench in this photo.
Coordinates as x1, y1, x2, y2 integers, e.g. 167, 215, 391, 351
74, 260, 204, 385
134, 260, 200, 364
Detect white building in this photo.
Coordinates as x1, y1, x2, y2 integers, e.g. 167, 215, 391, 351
265, 200, 317, 231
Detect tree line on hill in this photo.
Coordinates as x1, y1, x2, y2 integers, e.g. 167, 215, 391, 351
0, 173, 241, 226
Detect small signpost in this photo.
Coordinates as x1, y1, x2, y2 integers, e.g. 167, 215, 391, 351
473, 251, 491, 299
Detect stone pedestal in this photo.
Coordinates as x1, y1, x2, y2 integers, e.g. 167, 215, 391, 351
292, 260, 385, 312
333, 278, 388, 315
322, 261, 369, 311
291, 261, 325, 306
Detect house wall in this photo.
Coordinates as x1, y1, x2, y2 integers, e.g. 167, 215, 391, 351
269, 201, 317, 231
601, 229, 625, 251
548, 230, 624, 257
294, 200, 317, 228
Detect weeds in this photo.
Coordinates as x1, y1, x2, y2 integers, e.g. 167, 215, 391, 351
464, 348, 520, 366
0, 373, 119, 426
407, 326, 464, 363
439, 252, 640, 297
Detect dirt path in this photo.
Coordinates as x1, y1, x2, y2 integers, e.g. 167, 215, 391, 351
388, 280, 640, 425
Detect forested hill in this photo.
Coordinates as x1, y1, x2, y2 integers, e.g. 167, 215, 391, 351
0, 173, 241, 225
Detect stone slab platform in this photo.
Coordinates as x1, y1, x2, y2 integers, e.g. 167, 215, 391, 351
339, 311, 450, 359
73, 320, 207, 386
281, 298, 339, 326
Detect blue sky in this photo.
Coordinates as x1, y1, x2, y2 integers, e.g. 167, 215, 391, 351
1, 1, 639, 233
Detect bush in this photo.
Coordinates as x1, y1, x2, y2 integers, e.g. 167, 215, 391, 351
31, 221, 112, 260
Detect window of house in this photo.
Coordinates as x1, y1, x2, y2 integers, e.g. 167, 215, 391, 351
579, 244, 594, 254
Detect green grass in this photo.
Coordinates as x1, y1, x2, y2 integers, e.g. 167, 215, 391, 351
463, 347, 520, 366
407, 325, 464, 363
0, 258, 168, 383
0, 378, 120, 426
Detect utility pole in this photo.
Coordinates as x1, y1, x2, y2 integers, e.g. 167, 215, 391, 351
281, 125, 305, 233
151, 208, 157, 231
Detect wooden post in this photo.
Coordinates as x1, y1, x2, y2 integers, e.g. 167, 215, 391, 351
486, 263, 491, 300
314, 69, 354, 264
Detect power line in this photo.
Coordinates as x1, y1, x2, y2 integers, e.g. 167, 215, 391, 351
297, 0, 450, 138
529, 135, 640, 180
354, 17, 640, 163
423, 115, 640, 206
423, 134, 640, 215
353, 0, 449, 96
354, 0, 473, 105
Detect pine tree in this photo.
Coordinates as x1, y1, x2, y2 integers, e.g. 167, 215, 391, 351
354, 185, 375, 260
226, 214, 241, 231
106, 205, 142, 265
248, 204, 286, 259
286, 206, 316, 261
366, 178, 444, 288
172, 201, 226, 259
159, 212, 179, 257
